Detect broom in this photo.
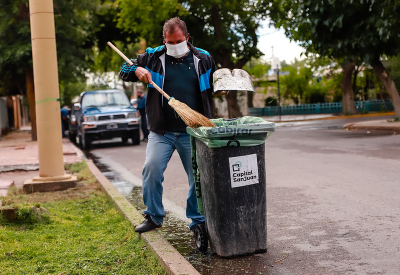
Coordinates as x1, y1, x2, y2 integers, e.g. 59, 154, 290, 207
107, 42, 215, 128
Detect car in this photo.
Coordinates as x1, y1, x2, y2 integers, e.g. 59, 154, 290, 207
130, 98, 138, 108
74, 89, 141, 149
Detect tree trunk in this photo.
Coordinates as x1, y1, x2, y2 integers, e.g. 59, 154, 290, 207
26, 68, 37, 141
340, 61, 357, 115
363, 72, 369, 101
210, 4, 250, 118
372, 59, 400, 118
352, 69, 359, 100
248, 92, 254, 108
226, 91, 243, 118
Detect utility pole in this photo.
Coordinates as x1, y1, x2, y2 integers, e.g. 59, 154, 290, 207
277, 64, 281, 121
24, 0, 76, 193
272, 56, 282, 121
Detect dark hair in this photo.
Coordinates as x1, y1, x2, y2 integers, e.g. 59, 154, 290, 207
163, 17, 188, 38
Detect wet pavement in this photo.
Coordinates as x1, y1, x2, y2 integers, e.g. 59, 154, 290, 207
88, 152, 275, 275
84, 114, 400, 274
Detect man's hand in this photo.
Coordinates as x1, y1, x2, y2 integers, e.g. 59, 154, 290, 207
135, 67, 152, 84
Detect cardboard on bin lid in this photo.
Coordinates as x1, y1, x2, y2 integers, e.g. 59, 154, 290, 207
213, 69, 255, 95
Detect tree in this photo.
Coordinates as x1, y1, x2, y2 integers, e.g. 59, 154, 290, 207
243, 58, 271, 107
116, 0, 273, 118
271, 0, 400, 117
280, 65, 312, 105
0, 0, 101, 140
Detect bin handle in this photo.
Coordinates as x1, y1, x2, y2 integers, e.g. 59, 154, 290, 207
223, 118, 240, 121
227, 140, 240, 147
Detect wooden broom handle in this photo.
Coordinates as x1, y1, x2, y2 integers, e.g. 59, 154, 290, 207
150, 81, 170, 100
107, 41, 132, 65
107, 41, 171, 100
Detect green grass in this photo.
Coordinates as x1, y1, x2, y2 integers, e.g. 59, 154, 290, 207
0, 161, 166, 275
0, 195, 165, 274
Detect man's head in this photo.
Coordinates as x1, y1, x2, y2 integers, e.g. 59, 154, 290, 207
137, 91, 143, 99
163, 17, 189, 45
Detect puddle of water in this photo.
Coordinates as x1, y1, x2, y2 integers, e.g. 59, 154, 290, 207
87, 152, 270, 275
126, 187, 269, 275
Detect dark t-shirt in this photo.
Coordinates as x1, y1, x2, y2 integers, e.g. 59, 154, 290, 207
163, 51, 204, 132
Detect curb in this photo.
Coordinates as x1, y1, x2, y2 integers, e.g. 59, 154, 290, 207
67, 139, 200, 275
272, 112, 396, 123
344, 124, 400, 133
86, 160, 200, 275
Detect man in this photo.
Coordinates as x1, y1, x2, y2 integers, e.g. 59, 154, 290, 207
136, 91, 149, 141
60, 106, 69, 138
119, 17, 217, 233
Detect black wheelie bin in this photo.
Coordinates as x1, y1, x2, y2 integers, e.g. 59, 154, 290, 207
188, 116, 275, 257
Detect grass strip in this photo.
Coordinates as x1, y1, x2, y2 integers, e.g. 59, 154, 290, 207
0, 161, 165, 275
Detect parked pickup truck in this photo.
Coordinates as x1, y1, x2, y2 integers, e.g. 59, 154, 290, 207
74, 89, 141, 149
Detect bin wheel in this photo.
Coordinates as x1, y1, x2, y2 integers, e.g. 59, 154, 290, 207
193, 223, 208, 253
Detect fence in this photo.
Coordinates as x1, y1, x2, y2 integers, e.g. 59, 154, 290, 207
248, 100, 394, 117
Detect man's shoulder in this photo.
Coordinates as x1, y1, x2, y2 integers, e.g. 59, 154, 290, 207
194, 47, 210, 56
144, 45, 165, 55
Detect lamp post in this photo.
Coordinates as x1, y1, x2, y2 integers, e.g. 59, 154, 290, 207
271, 57, 282, 121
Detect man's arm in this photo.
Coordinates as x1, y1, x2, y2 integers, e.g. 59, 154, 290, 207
118, 52, 152, 83
208, 55, 218, 91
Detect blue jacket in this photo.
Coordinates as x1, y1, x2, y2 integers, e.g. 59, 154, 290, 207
119, 42, 217, 135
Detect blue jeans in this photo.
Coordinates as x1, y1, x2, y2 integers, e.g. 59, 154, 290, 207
142, 131, 205, 230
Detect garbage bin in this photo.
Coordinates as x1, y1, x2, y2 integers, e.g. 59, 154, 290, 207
188, 116, 275, 257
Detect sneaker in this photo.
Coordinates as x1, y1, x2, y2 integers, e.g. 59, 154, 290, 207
135, 215, 161, 233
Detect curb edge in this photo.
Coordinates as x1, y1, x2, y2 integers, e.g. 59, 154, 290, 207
85, 159, 200, 275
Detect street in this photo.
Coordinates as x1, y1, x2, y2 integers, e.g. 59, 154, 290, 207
88, 115, 400, 274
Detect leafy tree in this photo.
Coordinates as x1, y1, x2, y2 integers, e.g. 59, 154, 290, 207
265, 96, 277, 106
303, 79, 328, 104
243, 58, 271, 107
59, 79, 87, 107
271, 0, 400, 117
244, 58, 270, 79
116, 0, 273, 118
0, 0, 101, 140
280, 65, 312, 105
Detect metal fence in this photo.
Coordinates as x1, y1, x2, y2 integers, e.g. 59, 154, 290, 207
248, 100, 394, 117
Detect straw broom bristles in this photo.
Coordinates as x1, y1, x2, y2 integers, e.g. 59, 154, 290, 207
151, 81, 216, 128
168, 98, 216, 128
107, 41, 216, 128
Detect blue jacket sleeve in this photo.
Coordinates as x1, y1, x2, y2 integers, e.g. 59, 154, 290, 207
119, 58, 139, 82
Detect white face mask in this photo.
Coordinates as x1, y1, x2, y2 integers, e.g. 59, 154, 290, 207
165, 40, 189, 58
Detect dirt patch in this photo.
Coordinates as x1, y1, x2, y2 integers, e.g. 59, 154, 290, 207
1, 162, 102, 207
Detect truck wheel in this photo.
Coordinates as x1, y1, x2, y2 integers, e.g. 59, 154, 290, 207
68, 132, 76, 143
81, 134, 91, 150
193, 223, 208, 253
131, 130, 140, 145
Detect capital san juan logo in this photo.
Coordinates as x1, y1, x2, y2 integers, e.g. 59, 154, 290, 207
229, 154, 259, 188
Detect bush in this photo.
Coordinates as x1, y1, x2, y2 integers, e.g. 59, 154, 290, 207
265, 96, 278, 106
0, 205, 51, 226
304, 82, 327, 104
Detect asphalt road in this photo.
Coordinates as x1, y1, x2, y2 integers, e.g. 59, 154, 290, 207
88, 115, 400, 274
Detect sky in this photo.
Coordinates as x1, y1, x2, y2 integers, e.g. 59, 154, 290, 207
257, 20, 305, 64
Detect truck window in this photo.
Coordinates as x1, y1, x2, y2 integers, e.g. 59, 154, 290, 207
82, 92, 130, 108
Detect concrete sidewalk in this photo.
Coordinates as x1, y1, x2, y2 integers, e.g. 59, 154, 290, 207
0, 131, 82, 196
261, 112, 400, 133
